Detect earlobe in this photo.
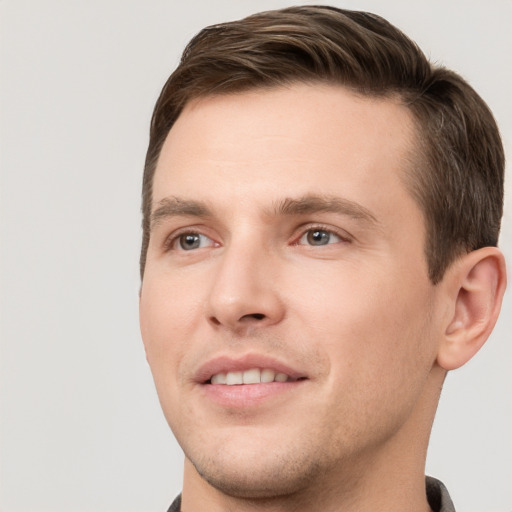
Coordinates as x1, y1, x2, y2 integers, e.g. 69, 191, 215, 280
437, 247, 507, 371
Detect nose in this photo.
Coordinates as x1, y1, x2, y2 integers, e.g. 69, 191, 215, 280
206, 239, 285, 333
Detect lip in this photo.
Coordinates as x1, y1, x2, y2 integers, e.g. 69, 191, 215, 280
194, 353, 307, 384
195, 353, 308, 409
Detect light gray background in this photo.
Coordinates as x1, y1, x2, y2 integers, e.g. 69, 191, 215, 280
1, 1, 510, 511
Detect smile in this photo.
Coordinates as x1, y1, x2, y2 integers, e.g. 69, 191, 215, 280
209, 368, 301, 385
195, 355, 309, 408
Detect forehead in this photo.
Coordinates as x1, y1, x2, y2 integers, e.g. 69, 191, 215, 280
152, 83, 419, 221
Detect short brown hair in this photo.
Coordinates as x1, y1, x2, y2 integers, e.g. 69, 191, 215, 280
140, 5, 504, 283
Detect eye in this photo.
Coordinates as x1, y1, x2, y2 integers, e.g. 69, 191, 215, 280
299, 229, 342, 246
173, 232, 215, 251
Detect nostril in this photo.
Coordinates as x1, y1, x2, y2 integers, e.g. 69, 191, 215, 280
243, 313, 265, 321
208, 312, 265, 327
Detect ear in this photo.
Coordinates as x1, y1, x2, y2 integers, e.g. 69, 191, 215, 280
436, 247, 507, 371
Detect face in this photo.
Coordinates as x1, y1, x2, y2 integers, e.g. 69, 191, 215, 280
140, 84, 443, 498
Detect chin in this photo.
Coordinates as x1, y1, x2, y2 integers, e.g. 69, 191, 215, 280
192, 454, 320, 499
184, 433, 330, 500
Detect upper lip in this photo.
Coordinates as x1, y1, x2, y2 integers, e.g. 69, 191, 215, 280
195, 353, 307, 384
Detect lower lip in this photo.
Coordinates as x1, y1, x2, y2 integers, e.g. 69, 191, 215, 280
201, 381, 306, 408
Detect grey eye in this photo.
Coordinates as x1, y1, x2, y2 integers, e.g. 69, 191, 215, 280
300, 229, 341, 246
177, 233, 213, 250
179, 234, 200, 250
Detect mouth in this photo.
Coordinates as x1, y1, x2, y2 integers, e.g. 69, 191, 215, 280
207, 368, 307, 385
196, 354, 308, 407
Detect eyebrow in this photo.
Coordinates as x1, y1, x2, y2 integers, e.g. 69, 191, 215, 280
272, 195, 378, 225
150, 196, 213, 229
150, 194, 379, 230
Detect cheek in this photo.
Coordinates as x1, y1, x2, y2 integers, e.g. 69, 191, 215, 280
139, 274, 191, 384
139, 283, 194, 436
140, 265, 203, 337
292, 264, 436, 398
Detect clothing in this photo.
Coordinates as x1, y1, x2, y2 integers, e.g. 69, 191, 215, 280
426, 476, 456, 512
167, 475, 455, 512
167, 494, 180, 512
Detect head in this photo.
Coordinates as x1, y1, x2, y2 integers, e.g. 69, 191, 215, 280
138, 5, 506, 507
140, 5, 504, 284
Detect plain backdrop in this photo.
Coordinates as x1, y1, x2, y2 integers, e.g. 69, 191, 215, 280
1, 1, 511, 511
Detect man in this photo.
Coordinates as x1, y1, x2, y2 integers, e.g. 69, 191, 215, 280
138, 6, 506, 512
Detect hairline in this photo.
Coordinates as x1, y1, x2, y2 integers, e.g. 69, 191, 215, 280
143, 81, 435, 277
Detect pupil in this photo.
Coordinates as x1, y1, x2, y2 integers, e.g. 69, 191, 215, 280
180, 234, 200, 250
308, 230, 329, 245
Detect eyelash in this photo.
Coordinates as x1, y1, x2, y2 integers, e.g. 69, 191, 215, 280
163, 224, 352, 252
293, 224, 352, 246
163, 228, 215, 252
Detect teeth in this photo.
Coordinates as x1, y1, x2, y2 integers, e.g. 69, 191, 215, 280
211, 373, 226, 384
226, 371, 243, 385
243, 368, 260, 384
209, 368, 293, 385
261, 369, 275, 383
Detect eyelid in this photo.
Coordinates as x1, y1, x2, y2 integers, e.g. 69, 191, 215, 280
176, 233, 215, 251
292, 223, 353, 245
162, 226, 218, 252
159, 222, 352, 252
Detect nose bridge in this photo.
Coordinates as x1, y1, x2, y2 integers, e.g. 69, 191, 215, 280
206, 229, 284, 330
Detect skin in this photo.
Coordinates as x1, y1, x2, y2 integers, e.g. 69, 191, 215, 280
139, 84, 505, 512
